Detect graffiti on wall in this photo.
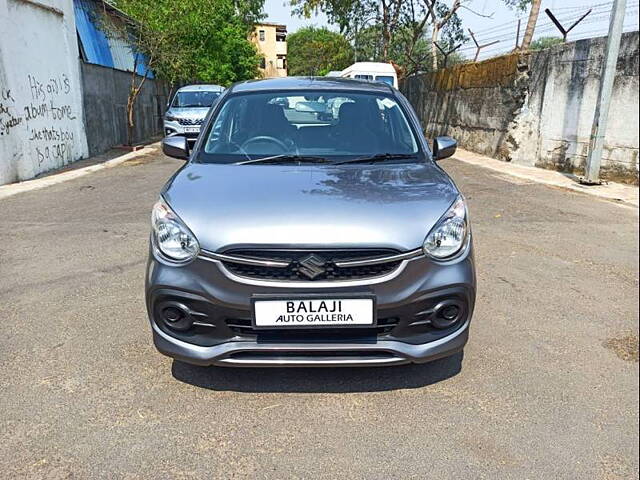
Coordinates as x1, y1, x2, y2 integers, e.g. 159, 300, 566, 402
0, 73, 80, 174
0, 87, 22, 136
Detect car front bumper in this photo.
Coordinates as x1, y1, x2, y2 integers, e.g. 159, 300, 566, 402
151, 319, 470, 367
146, 244, 476, 367
163, 120, 201, 141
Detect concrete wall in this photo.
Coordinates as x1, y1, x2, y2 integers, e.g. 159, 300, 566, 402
80, 62, 168, 156
0, 0, 88, 185
402, 32, 640, 184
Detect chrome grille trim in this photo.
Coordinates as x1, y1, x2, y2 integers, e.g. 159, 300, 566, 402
199, 248, 424, 269
199, 251, 291, 268
333, 248, 423, 267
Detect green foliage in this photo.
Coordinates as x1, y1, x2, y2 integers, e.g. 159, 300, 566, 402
435, 2, 466, 49
290, 0, 372, 34
529, 36, 564, 51
502, 0, 533, 12
354, 23, 463, 76
109, 0, 264, 85
289, 0, 467, 73
288, 27, 354, 76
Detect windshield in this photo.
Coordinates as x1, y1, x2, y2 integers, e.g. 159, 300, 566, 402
172, 91, 220, 108
375, 76, 395, 86
198, 90, 420, 164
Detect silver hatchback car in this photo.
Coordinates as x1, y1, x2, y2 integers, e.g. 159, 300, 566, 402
147, 77, 475, 367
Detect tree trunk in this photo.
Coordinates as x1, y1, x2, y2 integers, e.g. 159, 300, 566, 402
381, 0, 389, 61
126, 59, 138, 147
382, 31, 390, 60
126, 91, 136, 147
126, 80, 148, 146
521, 0, 542, 50
125, 56, 149, 146
431, 27, 439, 71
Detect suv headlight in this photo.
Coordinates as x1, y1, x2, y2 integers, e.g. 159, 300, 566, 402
423, 196, 469, 259
165, 115, 178, 122
151, 199, 199, 262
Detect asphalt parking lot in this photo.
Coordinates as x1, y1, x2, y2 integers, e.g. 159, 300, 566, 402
1, 147, 638, 479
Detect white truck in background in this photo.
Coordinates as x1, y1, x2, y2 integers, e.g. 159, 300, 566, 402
332, 62, 398, 88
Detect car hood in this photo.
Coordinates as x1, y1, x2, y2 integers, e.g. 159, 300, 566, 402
163, 162, 459, 252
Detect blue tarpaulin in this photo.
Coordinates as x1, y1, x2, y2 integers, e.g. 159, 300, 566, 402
73, 0, 152, 77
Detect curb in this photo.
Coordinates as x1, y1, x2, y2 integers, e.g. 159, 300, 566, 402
0, 142, 161, 201
451, 148, 639, 209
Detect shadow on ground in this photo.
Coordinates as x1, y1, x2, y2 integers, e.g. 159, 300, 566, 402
171, 351, 463, 393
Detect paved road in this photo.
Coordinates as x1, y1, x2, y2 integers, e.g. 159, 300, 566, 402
1, 147, 638, 479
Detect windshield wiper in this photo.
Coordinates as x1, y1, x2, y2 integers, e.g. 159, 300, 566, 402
332, 153, 418, 165
235, 154, 330, 165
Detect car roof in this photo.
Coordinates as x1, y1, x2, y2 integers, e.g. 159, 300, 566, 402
177, 84, 225, 92
228, 76, 395, 94
342, 62, 397, 73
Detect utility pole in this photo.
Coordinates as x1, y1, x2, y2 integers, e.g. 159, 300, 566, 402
582, 0, 627, 184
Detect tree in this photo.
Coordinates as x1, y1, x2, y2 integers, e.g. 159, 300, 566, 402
292, 0, 543, 71
529, 36, 563, 51
290, 0, 468, 72
353, 23, 464, 77
290, 0, 467, 72
503, 0, 538, 50
521, 0, 540, 49
424, 0, 465, 70
287, 27, 354, 76
99, 0, 264, 145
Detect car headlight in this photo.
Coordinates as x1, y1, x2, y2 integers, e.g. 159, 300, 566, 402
165, 115, 178, 122
151, 199, 199, 262
423, 196, 469, 259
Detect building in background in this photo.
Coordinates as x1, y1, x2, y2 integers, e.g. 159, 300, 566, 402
251, 23, 287, 78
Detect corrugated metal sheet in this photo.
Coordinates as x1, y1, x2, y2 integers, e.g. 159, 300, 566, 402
107, 33, 136, 73
74, 0, 114, 68
73, 0, 152, 77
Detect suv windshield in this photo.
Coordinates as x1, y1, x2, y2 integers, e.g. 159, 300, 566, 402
172, 91, 220, 108
198, 90, 420, 164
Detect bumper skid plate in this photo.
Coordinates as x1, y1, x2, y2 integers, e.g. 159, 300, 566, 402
152, 320, 469, 367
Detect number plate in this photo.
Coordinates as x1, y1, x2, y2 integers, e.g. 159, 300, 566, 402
252, 295, 375, 329
184, 126, 200, 133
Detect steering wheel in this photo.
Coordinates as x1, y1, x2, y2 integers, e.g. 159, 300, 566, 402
241, 136, 288, 153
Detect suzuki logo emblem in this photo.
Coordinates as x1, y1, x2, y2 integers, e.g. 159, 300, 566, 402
298, 254, 327, 280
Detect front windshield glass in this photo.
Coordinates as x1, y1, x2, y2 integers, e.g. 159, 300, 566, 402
375, 76, 395, 86
172, 91, 220, 108
199, 90, 419, 164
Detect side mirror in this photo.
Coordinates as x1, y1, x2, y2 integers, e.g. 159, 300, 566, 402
432, 136, 457, 160
162, 135, 189, 160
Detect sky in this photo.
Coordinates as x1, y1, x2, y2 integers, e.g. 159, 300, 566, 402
263, 0, 639, 60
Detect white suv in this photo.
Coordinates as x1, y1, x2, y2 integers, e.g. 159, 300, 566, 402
164, 84, 224, 142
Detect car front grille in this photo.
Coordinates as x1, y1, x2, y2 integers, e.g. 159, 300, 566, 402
220, 249, 402, 282
177, 117, 203, 125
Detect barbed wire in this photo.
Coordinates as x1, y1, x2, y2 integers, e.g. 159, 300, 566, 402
474, 1, 638, 39
475, 11, 639, 53
552, 0, 618, 11
456, 1, 639, 61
